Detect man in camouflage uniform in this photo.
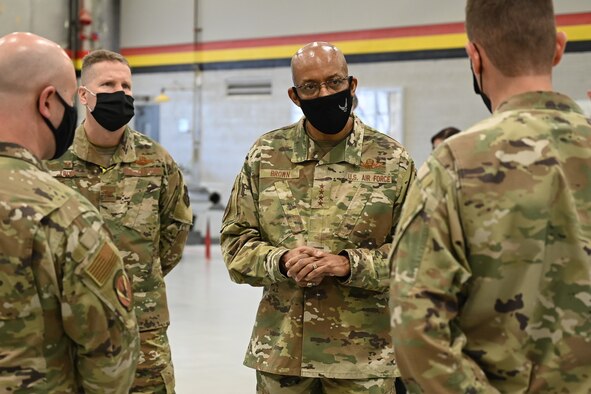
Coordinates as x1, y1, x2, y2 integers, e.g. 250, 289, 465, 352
0, 32, 139, 393
47, 49, 193, 393
389, 1, 591, 392
222, 42, 415, 393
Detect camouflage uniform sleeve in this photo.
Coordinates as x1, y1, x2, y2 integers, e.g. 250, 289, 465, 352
159, 158, 193, 276
340, 153, 416, 292
388, 149, 497, 393
221, 146, 290, 287
51, 204, 139, 393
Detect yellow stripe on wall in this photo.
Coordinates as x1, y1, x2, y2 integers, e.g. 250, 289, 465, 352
124, 33, 470, 67
120, 25, 590, 68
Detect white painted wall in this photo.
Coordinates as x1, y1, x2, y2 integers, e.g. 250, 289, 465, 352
120, 0, 591, 45
0, 0, 69, 44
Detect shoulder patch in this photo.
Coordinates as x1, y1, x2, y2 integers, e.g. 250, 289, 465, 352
113, 269, 133, 312
85, 242, 118, 287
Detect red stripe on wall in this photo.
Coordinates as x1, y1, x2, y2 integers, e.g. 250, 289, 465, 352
59, 12, 591, 61
120, 22, 467, 56
119, 12, 591, 57
556, 11, 591, 25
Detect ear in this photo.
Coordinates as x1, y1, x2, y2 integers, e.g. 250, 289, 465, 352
288, 87, 301, 107
552, 31, 568, 66
38, 86, 56, 120
349, 76, 358, 97
465, 42, 482, 75
78, 85, 89, 105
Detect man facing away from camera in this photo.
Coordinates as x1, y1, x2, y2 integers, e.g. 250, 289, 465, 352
389, 0, 591, 392
0, 32, 138, 393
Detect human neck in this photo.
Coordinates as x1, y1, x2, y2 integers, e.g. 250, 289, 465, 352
0, 109, 50, 160
305, 117, 353, 142
83, 116, 125, 148
0, 133, 46, 159
489, 73, 554, 111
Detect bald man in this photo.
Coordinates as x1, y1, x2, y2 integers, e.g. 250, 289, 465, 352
0, 32, 139, 393
221, 42, 415, 393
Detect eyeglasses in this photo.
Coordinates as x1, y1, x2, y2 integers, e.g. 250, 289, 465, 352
294, 76, 351, 97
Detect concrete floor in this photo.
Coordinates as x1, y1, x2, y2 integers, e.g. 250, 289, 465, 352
166, 244, 262, 393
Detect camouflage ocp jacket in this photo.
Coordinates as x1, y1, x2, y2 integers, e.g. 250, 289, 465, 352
390, 91, 591, 393
221, 115, 415, 378
1, 143, 139, 393
47, 125, 193, 332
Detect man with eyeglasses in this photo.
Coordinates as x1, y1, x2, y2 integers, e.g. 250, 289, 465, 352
222, 41, 415, 393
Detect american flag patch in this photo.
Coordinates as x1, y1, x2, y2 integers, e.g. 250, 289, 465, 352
85, 243, 117, 287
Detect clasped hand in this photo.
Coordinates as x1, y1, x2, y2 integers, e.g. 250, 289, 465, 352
280, 246, 350, 288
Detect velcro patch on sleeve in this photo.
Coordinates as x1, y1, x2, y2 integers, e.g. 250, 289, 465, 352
85, 242, 118, 287
113, 270, 133, 312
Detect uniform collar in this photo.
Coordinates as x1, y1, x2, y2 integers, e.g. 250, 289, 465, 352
496, 91, 585, 115
0, 142, 44, 170
290, 114, 364, 166
72, 124, 138, 166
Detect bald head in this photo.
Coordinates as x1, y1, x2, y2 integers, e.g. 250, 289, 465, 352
291, 42, 348, 85
0, 32, 77, 159
0, 32, 75, 97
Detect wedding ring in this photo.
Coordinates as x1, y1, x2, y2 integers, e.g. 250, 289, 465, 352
313, 263, 318, 270
307, 282, 314, 287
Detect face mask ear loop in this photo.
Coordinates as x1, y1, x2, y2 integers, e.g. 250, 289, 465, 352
82, 86, 96, 112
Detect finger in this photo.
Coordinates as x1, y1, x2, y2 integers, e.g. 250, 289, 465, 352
294, 261, 317, 282
285, 253, 310, 268
312, 249, 328, 258
297, 246, 321, 255
304, 262, 327, 281
287, 256, 317, 278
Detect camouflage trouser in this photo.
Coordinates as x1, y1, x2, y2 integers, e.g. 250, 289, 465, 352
256, 371, 401, 394
130, 327, 175, 394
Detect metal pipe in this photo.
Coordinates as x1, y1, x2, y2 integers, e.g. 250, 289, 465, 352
68, 0, 80, 60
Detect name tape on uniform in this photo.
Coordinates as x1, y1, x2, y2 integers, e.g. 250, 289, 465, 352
347, 172, 392, 184
260, 168, 392, 184
260, 169, 300, 179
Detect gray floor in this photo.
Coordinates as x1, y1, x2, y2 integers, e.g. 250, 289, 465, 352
166, 244, 262, 393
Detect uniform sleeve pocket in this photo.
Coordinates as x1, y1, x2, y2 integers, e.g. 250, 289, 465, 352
390, 199, 429, 282
0, 232, 39, 322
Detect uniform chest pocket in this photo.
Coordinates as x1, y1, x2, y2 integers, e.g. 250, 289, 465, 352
118, 167, 163, 235
51, 169, 99, 206
258, 180, 305, 245
334, 182, 396, 247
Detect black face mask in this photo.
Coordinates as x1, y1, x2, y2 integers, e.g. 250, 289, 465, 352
88, 90, 135, 132
470, 46, 493, 113
297, 88, 353, 135
41, 92, 78, 160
